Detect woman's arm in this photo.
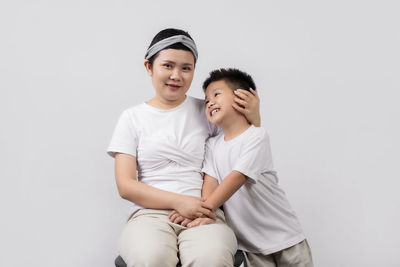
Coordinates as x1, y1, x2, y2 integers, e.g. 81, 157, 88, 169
115, 153, 214, 219
233, 88, 261, 126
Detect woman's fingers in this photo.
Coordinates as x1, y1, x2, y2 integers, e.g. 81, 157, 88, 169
188, 217, 215, 228
234, 89, 253, 99
168, 210, 178, 219
235, 88, 257, 96
188, 219, 200, 228
249, 88, 259, 98
234, 89, 247, 98
169, 213, 180, 222
233, 97, 248, 108
181, 218, 191, 227
173, 215, 185, 224
232, 102, 248, 114
198, 218, 212, 226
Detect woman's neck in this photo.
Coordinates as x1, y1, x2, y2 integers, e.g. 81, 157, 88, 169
146, 95, 187, 110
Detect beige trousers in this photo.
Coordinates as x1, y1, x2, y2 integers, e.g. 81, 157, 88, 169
118, 209, 237, 267
243, 240, 313, 267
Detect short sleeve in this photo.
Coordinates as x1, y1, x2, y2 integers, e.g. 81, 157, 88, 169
233, 129, 274, 183
107, 110, 138, 158
201, 137, 218, 179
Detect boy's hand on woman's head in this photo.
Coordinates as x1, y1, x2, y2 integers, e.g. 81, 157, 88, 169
233, 88, 260, 127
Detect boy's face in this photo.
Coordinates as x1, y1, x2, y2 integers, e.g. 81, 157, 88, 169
204, 80, 237, 127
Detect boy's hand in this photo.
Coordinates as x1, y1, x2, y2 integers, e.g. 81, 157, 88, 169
168, 210, 193, 226
233, 88, 260, 126
173, 195, 216, 220
187, 217, 216, 228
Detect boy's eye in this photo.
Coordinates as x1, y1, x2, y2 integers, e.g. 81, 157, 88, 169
164, 64, 172, 68
183, 67, 191, 71
214, 92, 220, 97
205, 100, 209, 105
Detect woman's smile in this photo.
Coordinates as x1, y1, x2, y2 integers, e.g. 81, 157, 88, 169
166, 83, 182, 91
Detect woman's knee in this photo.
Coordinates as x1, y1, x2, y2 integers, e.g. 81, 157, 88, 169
181, 247, 234, 267
118, 214, 179, 267
121, 246, 179, 267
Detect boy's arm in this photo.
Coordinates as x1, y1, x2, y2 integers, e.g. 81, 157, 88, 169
204, 170, 248, 211
169, 174, 218, 226
201, 174, 219, 200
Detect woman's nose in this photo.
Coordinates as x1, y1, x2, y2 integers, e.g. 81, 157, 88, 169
170, 68, 181, 80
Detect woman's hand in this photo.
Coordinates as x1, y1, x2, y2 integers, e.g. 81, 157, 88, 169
233, 88, 261, 126
168, 210, 193, 226
173, 195, 216, 220
187, 217, 215, 228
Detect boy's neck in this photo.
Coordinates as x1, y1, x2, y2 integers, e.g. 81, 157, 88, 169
220, 116, 251, 141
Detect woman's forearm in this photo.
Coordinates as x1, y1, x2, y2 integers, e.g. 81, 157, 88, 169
118, 177, 184, 210
115, 152, 183, 210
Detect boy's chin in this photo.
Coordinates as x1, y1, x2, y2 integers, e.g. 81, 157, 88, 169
208, 118, 222, 127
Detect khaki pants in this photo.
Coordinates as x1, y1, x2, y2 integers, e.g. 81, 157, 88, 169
244, 240, 313, 267
119, 209, 237, 267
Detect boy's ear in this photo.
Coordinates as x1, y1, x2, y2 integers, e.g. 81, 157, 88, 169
144, 60, 152, 76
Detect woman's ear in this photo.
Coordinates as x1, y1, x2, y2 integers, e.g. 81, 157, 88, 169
144, 60, 152, 76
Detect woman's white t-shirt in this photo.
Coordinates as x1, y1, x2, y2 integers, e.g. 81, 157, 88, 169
107, 96, 217, 213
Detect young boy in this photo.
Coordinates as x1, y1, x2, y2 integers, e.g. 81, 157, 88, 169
190, 68, 313, 266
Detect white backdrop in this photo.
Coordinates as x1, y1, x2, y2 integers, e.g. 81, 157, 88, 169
1, 1, 399, 266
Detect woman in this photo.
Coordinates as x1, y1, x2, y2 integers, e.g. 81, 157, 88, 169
108, 28, 260, 267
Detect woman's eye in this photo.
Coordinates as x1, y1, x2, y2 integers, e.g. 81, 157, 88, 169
164, 64, 172, 68
183, 67, 191, 71
205, 100, 209, 105
215, 92, 220, 97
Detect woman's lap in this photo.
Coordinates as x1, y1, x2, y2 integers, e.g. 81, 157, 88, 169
119, 209, 237, 267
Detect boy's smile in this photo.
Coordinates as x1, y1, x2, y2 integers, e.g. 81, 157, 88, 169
210, 107, 220, 117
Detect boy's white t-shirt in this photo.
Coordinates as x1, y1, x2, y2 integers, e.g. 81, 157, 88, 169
107, 96, 217, 213
202, 125, 305, 255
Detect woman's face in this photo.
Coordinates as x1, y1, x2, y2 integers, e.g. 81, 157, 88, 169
145, 49, 195, 107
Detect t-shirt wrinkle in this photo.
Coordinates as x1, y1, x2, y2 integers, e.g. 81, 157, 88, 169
108, 96, 215, 214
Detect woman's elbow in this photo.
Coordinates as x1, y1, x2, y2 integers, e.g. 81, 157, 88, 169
117, 186, 129, 199
115, 178, 130, 199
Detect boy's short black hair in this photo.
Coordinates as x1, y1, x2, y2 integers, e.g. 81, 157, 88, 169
202, 68, 256, 92
147, 28, 196, 66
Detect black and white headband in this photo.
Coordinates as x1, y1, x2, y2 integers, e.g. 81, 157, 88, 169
144, 35, 198, 61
